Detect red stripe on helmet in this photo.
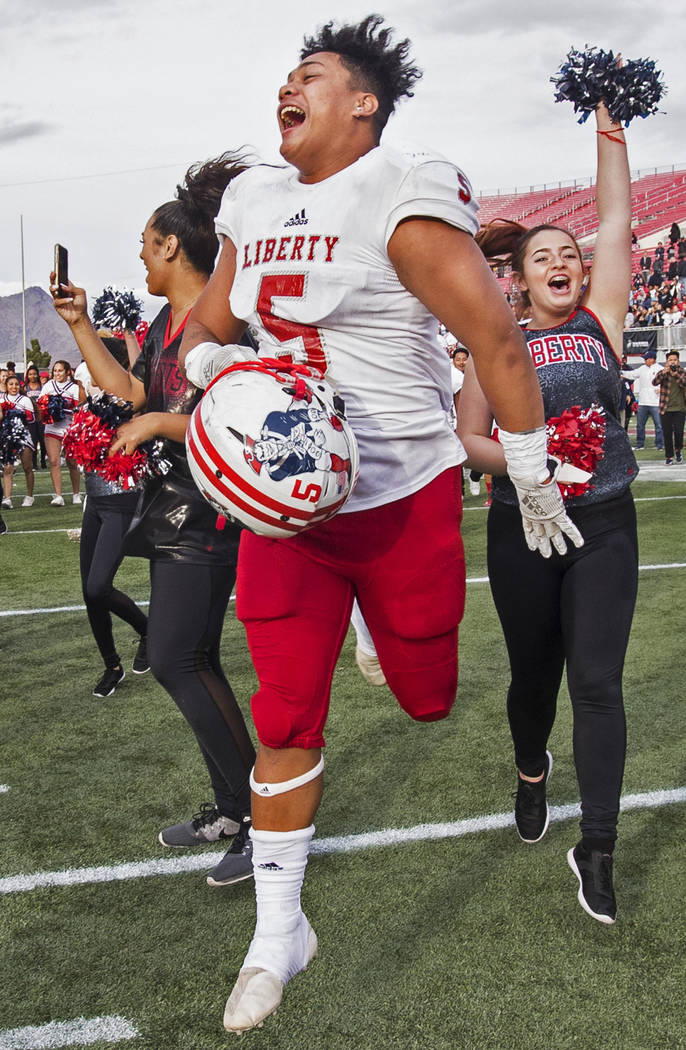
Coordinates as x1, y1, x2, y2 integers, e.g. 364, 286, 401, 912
187, 423, 308, 534
192, 407, 314, 522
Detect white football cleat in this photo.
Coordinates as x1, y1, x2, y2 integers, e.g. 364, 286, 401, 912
22, 495, 34, 507
223, 923, 317, 1034
355, 645, 386, 687
51, 494, 65, 506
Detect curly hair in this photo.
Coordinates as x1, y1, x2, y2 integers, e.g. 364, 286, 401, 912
300, 14, 422, 138
150, 150, 254, 276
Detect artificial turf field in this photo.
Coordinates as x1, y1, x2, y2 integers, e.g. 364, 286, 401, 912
1, 455, 685, 1050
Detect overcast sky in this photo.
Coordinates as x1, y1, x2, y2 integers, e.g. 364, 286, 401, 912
1, 0, 684, 324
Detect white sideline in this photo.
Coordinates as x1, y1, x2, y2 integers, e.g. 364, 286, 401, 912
2, 561, 686, 619
1, 787, 684, 896
0, 1016, 139, 1049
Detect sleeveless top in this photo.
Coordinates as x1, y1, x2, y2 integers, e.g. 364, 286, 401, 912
493, 308, 638, 507
125, 304, 241, 564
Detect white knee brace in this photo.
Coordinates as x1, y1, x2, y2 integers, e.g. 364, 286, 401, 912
250, 756, 324, 798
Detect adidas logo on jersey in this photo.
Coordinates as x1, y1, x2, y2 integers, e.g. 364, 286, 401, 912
284, 208, 308, 227
258, 862, 284, 871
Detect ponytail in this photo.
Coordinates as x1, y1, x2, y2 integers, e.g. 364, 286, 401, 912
150, 149, 254, 276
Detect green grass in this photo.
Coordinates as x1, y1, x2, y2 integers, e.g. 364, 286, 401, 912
1, 465, 685, 1050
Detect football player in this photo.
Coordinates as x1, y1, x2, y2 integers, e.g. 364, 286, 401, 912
179, 15, 581, 1033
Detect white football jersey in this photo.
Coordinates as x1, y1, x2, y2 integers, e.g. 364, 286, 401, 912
216, 144, 479, 511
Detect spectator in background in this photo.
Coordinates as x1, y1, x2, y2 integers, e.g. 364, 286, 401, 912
639, 252, 652, 283
5, 361, 16, 376
653, 350, 686, 464
620, 357, 636, 432
623, 349, 663, 450
677, 257, 686, 298
663, 304, 682, 327
669, 222, 680, 246
654, 241, 665, 268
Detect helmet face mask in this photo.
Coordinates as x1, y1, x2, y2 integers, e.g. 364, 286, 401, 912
186, 360, 359, 538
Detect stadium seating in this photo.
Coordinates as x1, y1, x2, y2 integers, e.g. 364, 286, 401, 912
477, 169, 686, 254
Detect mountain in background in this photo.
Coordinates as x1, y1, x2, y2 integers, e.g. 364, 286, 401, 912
0, 286, 81, 368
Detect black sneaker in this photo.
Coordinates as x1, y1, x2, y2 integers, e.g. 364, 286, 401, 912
158, 803, 240, 847
567, 843, 616, 925
0, 517, 8, 536
676, 452, 683, 463
207, 816, 254, 886
132, 635, 150, 674
93, 666, 125, 697
514, 750, 553, 843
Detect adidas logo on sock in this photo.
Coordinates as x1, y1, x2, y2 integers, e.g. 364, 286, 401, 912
258, 862, 283, 871
284, 208, 307, 227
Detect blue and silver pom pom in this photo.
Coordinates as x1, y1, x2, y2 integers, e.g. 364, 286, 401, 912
552, 46, 665, 125
92, 286, 144, 331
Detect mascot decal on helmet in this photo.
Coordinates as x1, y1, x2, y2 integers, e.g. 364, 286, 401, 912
242, 385, 352, 501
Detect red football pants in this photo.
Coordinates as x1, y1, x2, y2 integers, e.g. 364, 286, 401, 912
236, 467, 465, 749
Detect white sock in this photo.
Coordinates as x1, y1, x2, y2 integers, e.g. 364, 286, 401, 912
351, 599, 377, 657
242, 825, 315, 984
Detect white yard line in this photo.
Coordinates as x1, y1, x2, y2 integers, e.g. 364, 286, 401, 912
1, 787, 683, 896
3, 559, 685, 619
2, 528, 73, 535
0, 1016, 139, 1049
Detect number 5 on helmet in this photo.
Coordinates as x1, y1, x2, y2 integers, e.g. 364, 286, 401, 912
186, 358, 359, 538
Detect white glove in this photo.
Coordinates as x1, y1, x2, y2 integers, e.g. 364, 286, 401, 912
184, 341, 257, 390
498, 426, 585, 558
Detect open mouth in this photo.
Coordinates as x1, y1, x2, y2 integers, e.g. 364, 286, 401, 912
280, 105, 306, 131
548, 275, 571, 292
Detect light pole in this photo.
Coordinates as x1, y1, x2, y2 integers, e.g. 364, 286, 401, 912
20, 214, 27, 374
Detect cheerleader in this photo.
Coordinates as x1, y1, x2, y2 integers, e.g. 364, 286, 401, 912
459, 94, 640, 925
51, 153, 256, 886
40, 360, 81, 505
23, 364, 47, 469
1, 374, 36, 508
74, 339, 150, 698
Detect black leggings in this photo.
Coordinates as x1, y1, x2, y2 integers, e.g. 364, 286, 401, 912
487, 493, 638, 844
147, 560, 255, 821
80, 494, 148, 668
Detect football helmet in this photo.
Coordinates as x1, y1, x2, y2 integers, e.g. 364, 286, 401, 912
186, 358, 359, 538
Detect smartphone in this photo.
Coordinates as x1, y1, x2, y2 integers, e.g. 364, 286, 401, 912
54, 243, 68, 291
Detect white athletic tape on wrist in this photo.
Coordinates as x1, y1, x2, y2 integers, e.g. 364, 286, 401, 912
250, 756, 324, 798
498, 425, 548, 484
184, 341, 256, 390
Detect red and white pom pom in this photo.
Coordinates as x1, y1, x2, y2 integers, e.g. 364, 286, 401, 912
546, 404, 606, 499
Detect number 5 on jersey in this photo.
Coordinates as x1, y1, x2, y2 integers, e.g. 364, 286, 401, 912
256, 274, 328, 373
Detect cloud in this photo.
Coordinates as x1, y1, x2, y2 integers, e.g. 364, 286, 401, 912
417, 0, 650, 37
0, 121, 53, 146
